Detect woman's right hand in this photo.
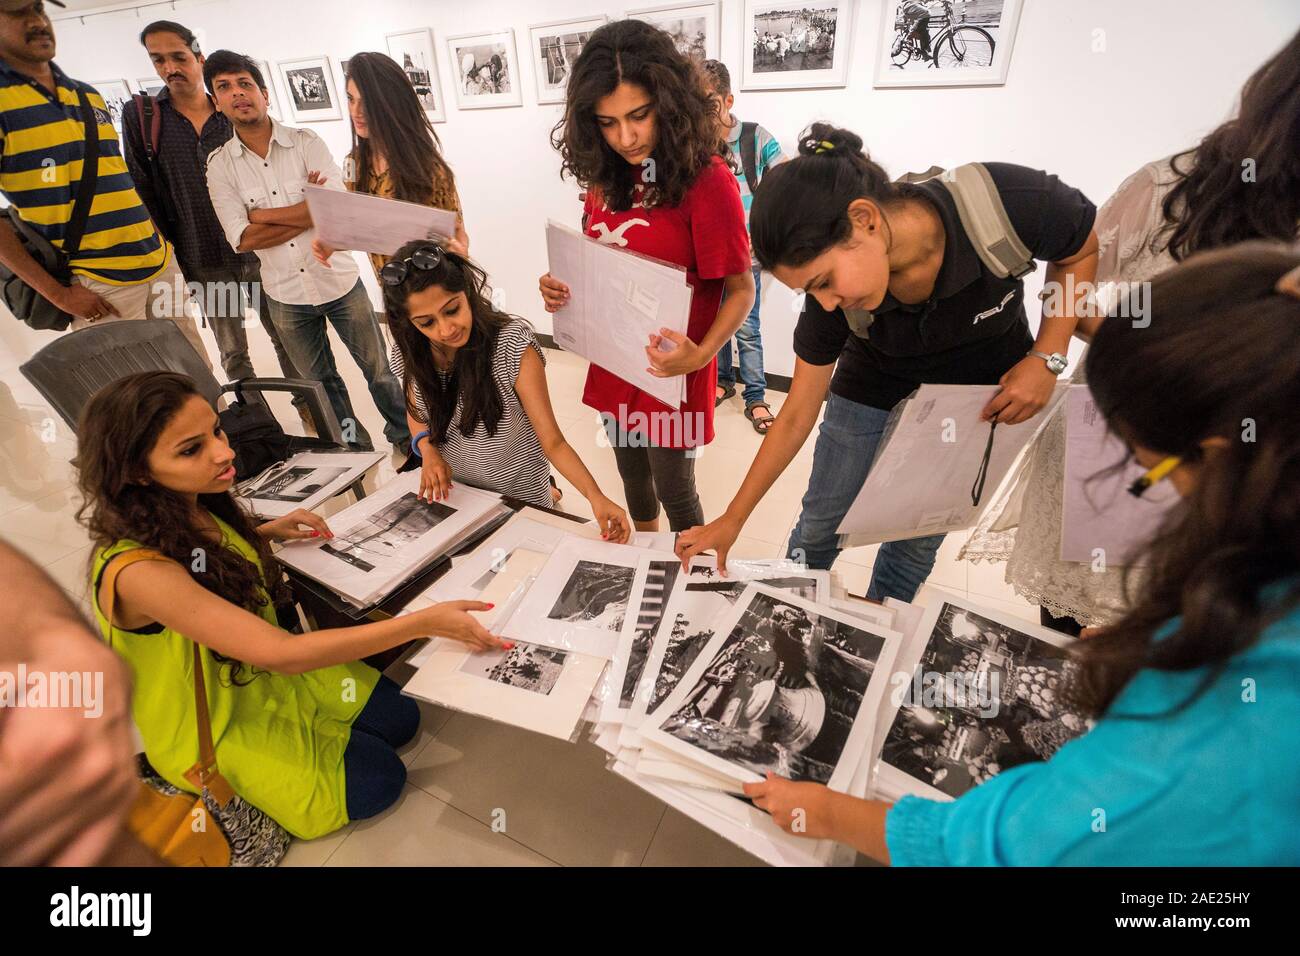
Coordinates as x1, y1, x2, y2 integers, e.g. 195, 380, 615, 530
415, 600, 509, 652
675, 513, 743, 574
419, 447, 454, 502
311, 238, 336, 267
539, 272, 570, 313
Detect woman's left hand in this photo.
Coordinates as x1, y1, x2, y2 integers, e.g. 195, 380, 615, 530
743, 773, 836, 840
259, 509, 334, 542
590, 495, 631, 543
981, 356, 1058, 424
646, 328, 706, 378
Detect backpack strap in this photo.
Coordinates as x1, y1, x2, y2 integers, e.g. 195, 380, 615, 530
62, 87, 100, 262
933, 163, 1036, 279
739, 121, 760, 192
132, 92, 159, 161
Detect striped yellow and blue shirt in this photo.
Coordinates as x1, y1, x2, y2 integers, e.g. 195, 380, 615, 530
0, 59, 167, 285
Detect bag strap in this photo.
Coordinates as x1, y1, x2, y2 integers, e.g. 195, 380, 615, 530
133, 92, 161, 161
63, 86, 100, 261
932, 163, 1036, 280
739, 121, 760, 192
100, 548, 237, 807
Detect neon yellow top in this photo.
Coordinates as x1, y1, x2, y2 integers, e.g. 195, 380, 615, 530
91, 513, 380, 839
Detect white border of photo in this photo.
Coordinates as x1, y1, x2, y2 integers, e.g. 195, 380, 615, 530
276, 55, 343, 122
446, 27, 524, 110
872, 0, 1024, 89
739, 0, 856, 91
528, 15, 609, 105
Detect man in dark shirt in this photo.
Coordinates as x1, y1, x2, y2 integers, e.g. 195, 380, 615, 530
122, 20, 300, 391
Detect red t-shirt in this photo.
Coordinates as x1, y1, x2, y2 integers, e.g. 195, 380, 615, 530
580, 155, 750, 449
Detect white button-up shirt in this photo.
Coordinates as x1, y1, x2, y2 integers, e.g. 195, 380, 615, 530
206, 117, 358, 306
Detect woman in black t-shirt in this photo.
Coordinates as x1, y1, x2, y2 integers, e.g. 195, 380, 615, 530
676, 124, 1098, 602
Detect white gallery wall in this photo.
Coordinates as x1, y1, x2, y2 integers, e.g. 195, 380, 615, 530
47, 0, 1300, 377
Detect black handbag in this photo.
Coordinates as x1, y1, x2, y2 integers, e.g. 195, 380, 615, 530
219, 396, 293, 481
0, 87, 100, 331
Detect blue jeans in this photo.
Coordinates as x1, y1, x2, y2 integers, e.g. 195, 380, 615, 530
264, 280, 410, 449
717, 265, 766, 406
786, 392, 944, 602
344, 675, 420, 821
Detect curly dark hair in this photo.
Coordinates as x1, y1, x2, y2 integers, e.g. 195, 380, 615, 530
75, 372, 288, 686
382, 240, 524, 445
551, 18, 726, 211
1160, 28, 1300, 261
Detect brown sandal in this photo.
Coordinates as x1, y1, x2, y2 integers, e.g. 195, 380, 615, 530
745, 402, 775, 434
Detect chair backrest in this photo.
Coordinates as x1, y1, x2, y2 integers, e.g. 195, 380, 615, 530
18, 320, 222, 431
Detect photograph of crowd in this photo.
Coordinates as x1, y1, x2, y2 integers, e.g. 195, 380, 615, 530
880, 602, 1089, 798
750, 2, 841, 73
660, 588, 889, 784
285, 65, 333, 111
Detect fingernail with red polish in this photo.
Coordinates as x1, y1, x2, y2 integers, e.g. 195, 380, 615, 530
309, 531, 320, 537
484, 603, 495, 610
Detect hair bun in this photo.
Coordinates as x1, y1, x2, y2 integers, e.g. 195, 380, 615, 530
798, 123, 865, 158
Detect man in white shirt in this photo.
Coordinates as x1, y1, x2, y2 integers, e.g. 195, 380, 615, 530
203, 50, 407, 453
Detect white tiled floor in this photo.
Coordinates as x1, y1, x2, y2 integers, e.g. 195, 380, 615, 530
0, 314, 1041, 866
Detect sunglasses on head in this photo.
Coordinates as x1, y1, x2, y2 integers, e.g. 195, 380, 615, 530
380, 244, 445, 286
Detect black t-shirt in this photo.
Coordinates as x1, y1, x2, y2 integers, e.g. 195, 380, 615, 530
792, 162, 1096, 411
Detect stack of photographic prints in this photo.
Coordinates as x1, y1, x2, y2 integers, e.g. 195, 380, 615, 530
234, 450, 383, 518
613, 582, 904, 866
869, 593, 1088, 802
402, 549, 609, 741
275, 472, 508, 607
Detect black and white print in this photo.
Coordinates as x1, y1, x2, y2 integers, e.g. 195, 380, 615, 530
456, 43, 512, 95
386, 29, 444, 121
881, 602, 1088, 798
277, 57, 342, 122
661, 589, 889, 784
459, 642, 568, 695
530, 17, 606, 103
547, 560, 635, 631
875, 0, 1021, 87
629, 3, 719, 63
751, 1, 841, 73
620, 560, 681, 707
320, 493, 453, 573
92, 79, 131, 133
242, 465, 348, 504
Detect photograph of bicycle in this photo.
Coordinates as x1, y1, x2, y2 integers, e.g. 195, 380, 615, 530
874, 0, 1024, 87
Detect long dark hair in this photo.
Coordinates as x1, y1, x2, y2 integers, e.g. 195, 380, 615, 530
1078, 243, 1300, 716
382, 240, 521, 444
750, 122, 921, 270
74, 372, 288, 685
551, 19, 724, 211
346, 51, 455, 205
1160, 29, 1300, 261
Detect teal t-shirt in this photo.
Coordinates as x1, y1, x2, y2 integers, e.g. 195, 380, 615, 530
885, 598, 1300, 865
726, 119, 786, 260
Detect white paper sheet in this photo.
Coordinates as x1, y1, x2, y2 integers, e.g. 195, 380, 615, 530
1061, 384, 1180, 564
275, 473, 505, 606
870, 592, 1086, 803
837, 383, 1068, 547
303, 184, 457, 256
600, 552, 685, 725
639, 584, 901, 795
235, 450, 383, 518
500, 537, 646, 658
545, 219, 690, 409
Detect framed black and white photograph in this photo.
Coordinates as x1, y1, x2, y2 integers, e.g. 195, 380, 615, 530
873, 0, 1023, 88
874, 597, 1088, 801
528, 15, 608, 105
135, 76, 165, 98
643, 583, 900, 790
277, 55, 343, 122
459, 641, 568, 695
386, 28, 447, 122
252, 60, 284, 119
741, 0, 855, 91
628, 2, 720, 63
447, 28, 522, 110
91, 79, 132, 134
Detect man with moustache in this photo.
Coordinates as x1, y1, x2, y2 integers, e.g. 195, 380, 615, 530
0, 1, 210, 363
124, 20, 302, 397
204, 50, 409, 454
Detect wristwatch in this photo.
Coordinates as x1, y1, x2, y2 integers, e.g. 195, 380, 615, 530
1027, 349, 1068, 375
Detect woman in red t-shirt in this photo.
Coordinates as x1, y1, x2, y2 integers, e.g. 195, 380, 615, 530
539, 19, 753, 531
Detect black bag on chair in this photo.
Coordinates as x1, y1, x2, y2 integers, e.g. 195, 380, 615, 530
219, 396, 292, 481
0, 88, 100, 332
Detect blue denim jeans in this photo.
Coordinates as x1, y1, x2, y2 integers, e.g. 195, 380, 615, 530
786, 392, 945, 602
717, 264, 766, 406
344, 675, 419, 822
264, 280, 409, 449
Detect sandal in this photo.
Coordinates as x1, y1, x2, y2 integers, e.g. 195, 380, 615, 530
745, 402, 776, 435
715, 383, 736, 408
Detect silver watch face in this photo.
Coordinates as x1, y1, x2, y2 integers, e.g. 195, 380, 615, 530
1046, 352, 1068, 374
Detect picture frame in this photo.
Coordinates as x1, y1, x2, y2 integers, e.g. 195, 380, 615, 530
741, 0, 855, 91
446, 28, 523, 110
627, 1, 720, 63
90, 79, 132, 134
276, 55, 343, 123
253, 59, 284, 119
528, 15, 608, 105
385, 28, 448, 122
873, 0, 1024, 89
135, 76, 165, 98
